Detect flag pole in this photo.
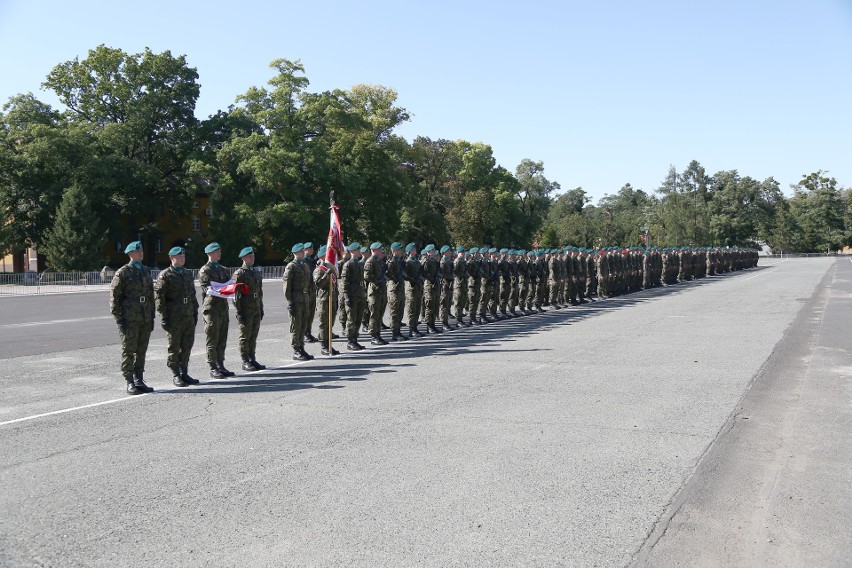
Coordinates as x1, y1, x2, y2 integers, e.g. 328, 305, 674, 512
328, 190, 335, 355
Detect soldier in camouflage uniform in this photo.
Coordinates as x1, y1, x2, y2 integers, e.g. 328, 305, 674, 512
338, 249, 351, 330
386, 242, 408, 341
405, 243, 425, 338
198, 242, 235, 379
420, 244, 442, 333
234, 246, 265, 372
364, 242, 389, 345
313, 245, 340, 356
439, 245, 456, 330
452, 246, 472, 327
284, 242, 314, 361
303, 242, 319, 344
155, 246, 200, 387
110, 241, 155, 394
341, 243, 368, 349
467, 247, 483, 324
478, 248, 494, 323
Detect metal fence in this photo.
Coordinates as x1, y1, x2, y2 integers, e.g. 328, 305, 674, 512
0, 266, 287, 297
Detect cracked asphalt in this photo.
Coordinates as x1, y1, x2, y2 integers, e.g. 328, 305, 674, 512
1, 257, 849, 567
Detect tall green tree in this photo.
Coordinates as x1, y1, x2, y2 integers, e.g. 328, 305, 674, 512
41, 184, 105, 270
787, 171, 845, 252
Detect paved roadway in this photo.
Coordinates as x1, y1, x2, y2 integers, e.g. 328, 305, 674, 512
0, 258, 849, 567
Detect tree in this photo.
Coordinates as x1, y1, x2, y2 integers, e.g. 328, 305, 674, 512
41, 185, 105, 270
513, 159, 557, 242
788, 171, 845, 252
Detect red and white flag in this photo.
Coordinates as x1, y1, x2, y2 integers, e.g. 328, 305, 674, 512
324, 204, 344, 272
208, 280, 249, 300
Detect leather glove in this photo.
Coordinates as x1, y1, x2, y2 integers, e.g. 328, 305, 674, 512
288, 303, 296, 316
117, 319, 126, 334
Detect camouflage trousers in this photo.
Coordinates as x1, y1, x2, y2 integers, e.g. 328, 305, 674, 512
423, 283, 440, 327
440, 282, 453, 323
119, 322, 151, 378
388, 283, 405, 332
166, 319, 195, 370
238, 311, 260, 360
406, 285, 422, 330
316, 292, 338, 343
368, 288, 387, 336
204, 308, 229, 366
453, 281, 468, 320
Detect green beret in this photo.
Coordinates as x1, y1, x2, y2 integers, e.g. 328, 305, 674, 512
499, 248, 508, 254
489, 247, 497, 253
456, 245, 465, 253
303, 241, 313, 249
527, 251, 535, 256
390, 242, 402, 250
405, 242, 416, 253
423, 244, 435, 252
469, 247, 478, 254
517, 249, 525, 255
291, 243, 305, 253
440, 245, 450, 253
358, 246, 367, 254
346, 242, 361, 251
124, 241, 143, 254
536, 250, 543, 256
317, 245, 327, 256
204, 242, 220, 254
238, 246, 254, 258
168, 246, 185, 256
370, 241, 382, 250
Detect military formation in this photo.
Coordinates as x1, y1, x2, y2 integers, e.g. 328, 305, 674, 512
110, 240, 758, 394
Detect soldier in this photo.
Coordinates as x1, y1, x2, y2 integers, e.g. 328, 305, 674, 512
283, 243, 314, 361
361, 246, 372, 334
154, 245, 200, 387
535, 249, 548, 311
364, 242, 389, 345
548, 248, 562, 309
405, 243, 425, 338
498, 248, 512, 317
234, 246, 265, 372
341, 243, 367, 350
303, 242, 319, 344
420, 244, 442, 333
453, 246, 471, 327
338, 248, 351, 330
517, 249, 530, 315
478, 248, 493, 323
439, 245, 456, 331
110, 241, 155, 394
198, 242, 235, 379
467, 247, 483, 324
313, 245, 340, 356
386, 242, 408, 341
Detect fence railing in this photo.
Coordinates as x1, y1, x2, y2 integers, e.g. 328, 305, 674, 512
0, 266, 287, 297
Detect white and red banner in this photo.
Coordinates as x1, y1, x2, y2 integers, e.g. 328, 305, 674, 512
208, 280, 249, 300
324, 204, 344, 271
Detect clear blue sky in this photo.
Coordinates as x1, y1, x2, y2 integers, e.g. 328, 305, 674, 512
1, 0, 850, 202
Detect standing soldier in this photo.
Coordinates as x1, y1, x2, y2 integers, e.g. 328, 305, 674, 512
234, 246, 265, 372
420, 244, 442, 333
517, 249, 530, 315
198, 242, 235, 379
110, 241, 155, 394
341, 243, 367, 350
405, 243, 425, 338
386, 242, 408, 341
453, 246, 471, 327
498, 248, 512, 317
478, 248, 493, 323
155, 245, 200, 387
535, 250, 547, 312
283, 243, 314, 361
548, 248, 562, 309
360, 246, 372, 333
338, 248, 351, 331
303, 242, 319, 344
439, 245, 455, 331
313, 245, 340, 356
364, 242, 389, 345
467, 247, 483, 324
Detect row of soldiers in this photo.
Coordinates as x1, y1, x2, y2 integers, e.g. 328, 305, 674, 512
110, 238, 757, 394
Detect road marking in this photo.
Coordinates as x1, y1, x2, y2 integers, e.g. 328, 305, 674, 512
0, 316, 113, 329
740, 267, 779, 282
0, 359, 312, 428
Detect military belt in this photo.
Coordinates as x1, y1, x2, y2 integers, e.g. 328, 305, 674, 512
253, 293, 259, 298
139, 297, 147, 303
183, 298, 189, 304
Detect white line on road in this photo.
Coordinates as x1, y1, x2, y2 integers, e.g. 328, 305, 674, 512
0, 316, 114, 329
0, 359, 312, 428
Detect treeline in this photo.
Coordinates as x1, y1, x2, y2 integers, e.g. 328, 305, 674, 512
0, 46, 849, 270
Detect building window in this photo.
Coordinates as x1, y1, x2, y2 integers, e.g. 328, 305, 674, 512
192, 200, 200, 210
192, 216, 201, 232
205, 207, 212, 217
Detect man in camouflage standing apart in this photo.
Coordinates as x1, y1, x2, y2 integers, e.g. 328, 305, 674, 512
234, 246, 265, 372
341, 243, 367, 350
364, 242, 389, 345
386, 242, 408, 341
155, 245, 200, 387
198, 242, 235, 379
284, 243, 314, 361
110, 241, 155, 394
313, 245, 340, 356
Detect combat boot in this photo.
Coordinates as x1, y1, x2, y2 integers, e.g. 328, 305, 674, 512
181, 365, 200, 385
171, 366, 188, 387
321, 346, 340, 356
305, 333, 319, 343
242, 358, 259, 372
299, 348, 315, 360
347, 341, 365, 351
293, 350, 311, 361
132, 372, 154, 394
209, 365, 225, 379
370, 335, 388, 346
125, 375, 142, 395
250, 357, 266, 371
428, 325, 442, 334
390, 330, 407, 342
218, 362, 235, 377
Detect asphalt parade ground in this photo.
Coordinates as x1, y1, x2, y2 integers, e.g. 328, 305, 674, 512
0, 258, 849, 567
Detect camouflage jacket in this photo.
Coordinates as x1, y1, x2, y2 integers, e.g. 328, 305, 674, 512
283, 260, 311, 305
198, 262, 231, 313
110, 262, 155, 324
154, 266, 198, 322
234, 264, 264, 315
